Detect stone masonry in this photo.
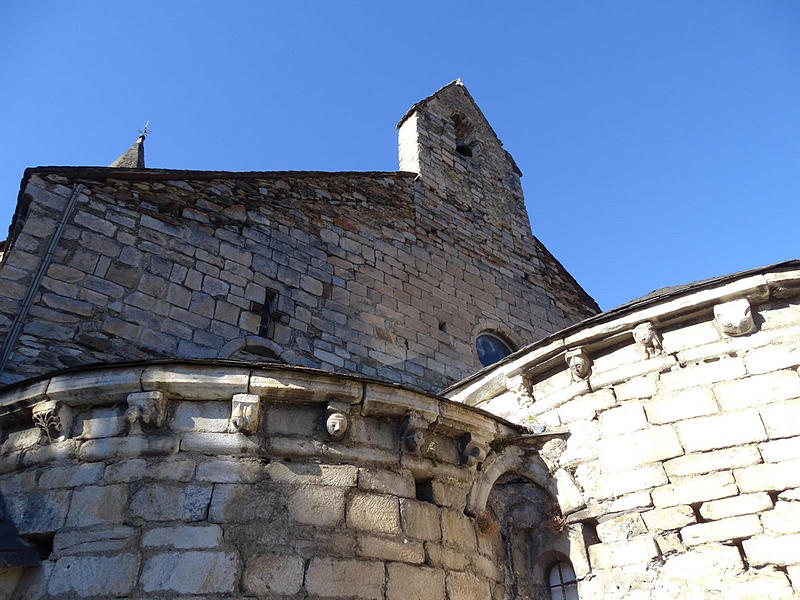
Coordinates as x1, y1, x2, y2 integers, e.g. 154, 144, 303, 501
0, 80, 598, 392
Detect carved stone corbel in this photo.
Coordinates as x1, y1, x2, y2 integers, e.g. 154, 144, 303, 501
326, 400, 350, 440
401, 411, 432, 454
633, 322, 664, 358
460, 432, 490, 467
714, 298, 756, 337
32, 399, 71, 443
506, 373, 534, 408
229, 394, 261, 434
565, 348, 591, 381
126, 391, 166, 434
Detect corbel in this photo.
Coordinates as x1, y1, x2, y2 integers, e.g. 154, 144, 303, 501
126, 391, 167, 434
229, 393, 261, 434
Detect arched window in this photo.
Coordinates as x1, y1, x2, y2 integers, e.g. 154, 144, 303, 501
475, 332, 514, 367
547, 561, 578, 600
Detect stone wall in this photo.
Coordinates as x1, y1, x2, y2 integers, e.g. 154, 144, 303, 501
0, 361, 572, 599
446, 263, 800, 599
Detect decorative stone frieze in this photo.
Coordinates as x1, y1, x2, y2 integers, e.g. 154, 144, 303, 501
326, 400, 351, 440
633, 322, 663, 358
229, 394, 261, 434
32, 399, 71, 443
126, 391, 166, 434
565, 347, 591, 381
714, 298, 756, 336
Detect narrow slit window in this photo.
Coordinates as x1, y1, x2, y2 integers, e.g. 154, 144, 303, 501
548, 561, 578, 600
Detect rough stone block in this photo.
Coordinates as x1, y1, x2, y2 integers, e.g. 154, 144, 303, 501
170, 401, 229, 432
713, 370, 800, 410
38, 463, 104, 488
734, 459, 800, 493
4, 490, 71, 534
179, 431, 261, 455
745, 343, 800, 375
681, 514, 762, 546
600, 402, 647, 437
641, 505, 696, 531
386, 562, 445, 600
130, 483, 212, 522
700, 492, 773, 520
599, 464, 667, 499
347, 493, 401, 534
266, 461, 357, 487
53, 525, 134, 556
141, 364, 249, 400
208, 483, 281, 523
659, 543, 744, 580
430, 479, 468, 509
675, 409, 767, 452
760, 437, 800, 463
557, 389, 616, 423
661, 320, 721, 353
761, 501, 800, 534
400, 498, 441, 541
142, 524, 223, 548
446, 571, 491, 600
599, 425, 683, 472
664, 445, 761, 477
596, 513, 647, 542
613, 374, 658, 401
1, 428, 42, 453
196, 457, 266, 483
103, 456, 195, 482
652, 471, 738, 508
660, 357, 746, 390
290, 485, 347, 527
358, 468, 415, 498
644, 387, 719, 424
140, 551, 239, 594
66, 484, 127, 527
242, 553, 305, 596
587, 535, 659, 568
306, 557, 385, 599
760, 398, 800, 439
265, 404, 318, 437
357, 534, 424, 563
78, 435, 179, 462
441, 508, 477, 551
743, 533, 800, 566
48, 553, 139, 597
74, 407, 126, 439
425, 543, 470, 570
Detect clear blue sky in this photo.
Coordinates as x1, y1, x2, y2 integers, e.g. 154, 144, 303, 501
1, 1, 798, 311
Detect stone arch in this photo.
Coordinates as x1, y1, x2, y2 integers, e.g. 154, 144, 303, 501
218, 336, 286, 362
470, 317, 519, 366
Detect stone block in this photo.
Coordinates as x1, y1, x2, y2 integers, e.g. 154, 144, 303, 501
760, 437, 800, 462
641, 505, 696, 530
266, 404, 318, 437
599, 464, 667, 499
1, 428, 42, 453
130, 483, 212, 522
53, 525, 134, 556
554, 468, 585, 514
613, 374, 658, 401
659, 357, 747, 391
66, 484, 127, 527
700, 492, 773, 520
290, 485, 347, 527
713, 370, 800, 410
306, 557, 385, 599
242, 553, 305, 596
599, 425, 683, 472
266, 461, 358, 487
141, 364, 249, 400
681, 514, 762, 546
600, 402, 647, 437
142, 524, 223, 548
596, 513, 647, 542
48, 553, 139, 597
587, 535, 659, 568
734, 459, 800, 493
140, 551, 240, 594
347, 493, 400, 534
446, 571, 492, 600
179, 431, 261, 455
38, 463, 104, 488
675, 409, 766, 452
196, 457, 266, 483
425, 543, 470, 570
400, 498, 441, 541
4, 490, 71, 534
357, 534, 424, 563
441, 508, 477, 551
661, 320, 721, 353
761, 501, 800, 534
652, 471, 738, 508
170, 401, 229, 432
74, 407, 126, 439
430, 479, 469, 509
779, 487, 800, 501
386, 562, 445, 600
659, 543, 744, 580
664, 445, 761, 477
607, 490, 654, 512
760, 398, 800, 439
358, 468, 415, 497
743, 533, 800, 566
745, 343, 800, 375
104, 456, 195, 482
78, 435, 179, 462
644, 387, 719, 424
557, 389, 616, 423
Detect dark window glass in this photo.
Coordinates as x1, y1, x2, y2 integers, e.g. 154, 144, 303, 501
476, 333, 514, 367
548, 561, 578, 600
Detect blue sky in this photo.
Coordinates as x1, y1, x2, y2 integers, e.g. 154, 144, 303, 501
1, 1, 798, 311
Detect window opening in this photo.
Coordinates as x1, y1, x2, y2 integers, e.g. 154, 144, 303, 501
476, 332, 514, 367
250, 288, 288, 339
548, 561, 578, 600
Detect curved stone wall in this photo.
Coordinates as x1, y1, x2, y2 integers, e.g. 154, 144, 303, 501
447, 264, 800, 599
0, 361, 569, 599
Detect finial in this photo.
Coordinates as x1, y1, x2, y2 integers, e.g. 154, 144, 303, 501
137, 120, 152, 140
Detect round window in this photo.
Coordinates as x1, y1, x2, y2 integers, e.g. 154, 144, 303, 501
476, 333, 514, 367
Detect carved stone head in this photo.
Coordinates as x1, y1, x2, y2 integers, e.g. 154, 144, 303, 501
326, 412, 348, 439
714, 298, 756, 337
633, 321, 663, 358
230, 394, 261, 434
565, 348, 591, 380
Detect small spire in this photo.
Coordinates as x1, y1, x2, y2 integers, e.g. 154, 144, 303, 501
109, 121, 150, 168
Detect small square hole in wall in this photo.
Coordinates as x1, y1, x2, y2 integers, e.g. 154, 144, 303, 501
415, 479, 434, 503
438, 321, 447, 332
22, 532, 55, 560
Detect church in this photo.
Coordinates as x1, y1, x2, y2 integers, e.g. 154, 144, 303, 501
0, 81, 798, 599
